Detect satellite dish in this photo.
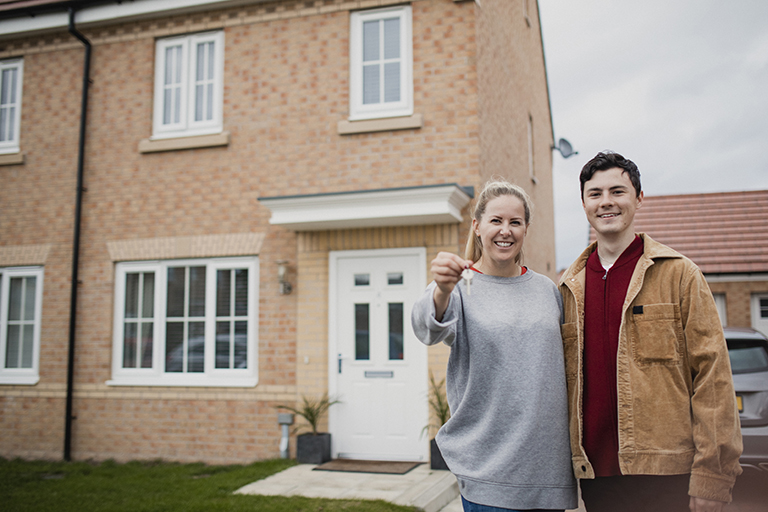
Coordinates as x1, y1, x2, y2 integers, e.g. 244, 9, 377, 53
553, 138, 578, 159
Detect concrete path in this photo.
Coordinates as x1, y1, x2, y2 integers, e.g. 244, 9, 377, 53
235, 463, 587, 511
235, 463, 459, 512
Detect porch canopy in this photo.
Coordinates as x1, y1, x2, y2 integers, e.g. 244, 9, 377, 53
258, 183, 474, 231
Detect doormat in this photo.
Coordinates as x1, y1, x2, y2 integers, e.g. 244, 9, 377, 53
313, 459, 422, 475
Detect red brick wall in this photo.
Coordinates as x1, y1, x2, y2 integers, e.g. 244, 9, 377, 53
709, 280, 768, 328
476, 0, 556, 277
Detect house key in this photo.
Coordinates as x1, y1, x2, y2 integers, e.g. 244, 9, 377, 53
462, 267, 473, 296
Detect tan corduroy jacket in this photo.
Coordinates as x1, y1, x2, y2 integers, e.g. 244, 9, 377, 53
558, 234, 742, 502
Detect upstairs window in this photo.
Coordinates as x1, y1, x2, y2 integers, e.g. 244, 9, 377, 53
349, 6, 413, 121
0, 58, 23, 154
0, 267, 43, 385
109, 257, 258, 387
153, 31, 224, 139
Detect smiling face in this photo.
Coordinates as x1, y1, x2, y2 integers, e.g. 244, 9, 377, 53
472, 194, 528, 274
582, 167, 643, 242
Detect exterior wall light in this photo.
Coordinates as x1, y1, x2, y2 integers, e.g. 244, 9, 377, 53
276, 259, 292, 295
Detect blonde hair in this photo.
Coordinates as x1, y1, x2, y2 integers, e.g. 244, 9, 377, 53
464, 178, 533, 265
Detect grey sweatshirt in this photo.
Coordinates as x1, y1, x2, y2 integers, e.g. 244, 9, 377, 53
411, 269, 577, 510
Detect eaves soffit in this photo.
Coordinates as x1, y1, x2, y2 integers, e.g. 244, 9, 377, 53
0, 0, 273, 38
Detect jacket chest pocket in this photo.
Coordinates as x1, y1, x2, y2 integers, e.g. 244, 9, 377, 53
629, 303, 683, 366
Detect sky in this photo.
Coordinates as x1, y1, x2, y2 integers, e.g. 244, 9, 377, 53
538, 0, 768, 270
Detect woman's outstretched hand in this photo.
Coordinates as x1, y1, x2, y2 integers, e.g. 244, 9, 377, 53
431, 252, 473, 321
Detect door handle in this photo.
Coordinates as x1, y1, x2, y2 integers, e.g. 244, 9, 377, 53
338, 353, 343, 374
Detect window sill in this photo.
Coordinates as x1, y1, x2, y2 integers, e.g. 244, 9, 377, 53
0, 374, 39, 385
106, 375, 257, 388
337, 114, 422, 135
0, 152, 24, 166
138, 131, 230, 154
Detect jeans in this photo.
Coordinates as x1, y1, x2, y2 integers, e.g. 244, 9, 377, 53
579, 474, 690, 512
460, 495, 564, 512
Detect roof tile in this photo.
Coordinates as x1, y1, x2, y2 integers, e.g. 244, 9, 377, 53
589, 190, 768, 274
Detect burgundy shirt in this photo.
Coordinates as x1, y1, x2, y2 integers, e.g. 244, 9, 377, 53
582, 236, 643, 476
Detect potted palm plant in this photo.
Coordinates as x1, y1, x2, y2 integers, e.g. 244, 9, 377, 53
277, 393, 340, 464
425, 371, 451, 470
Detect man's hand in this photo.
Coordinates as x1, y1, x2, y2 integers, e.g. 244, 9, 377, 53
689, 496, 724, 512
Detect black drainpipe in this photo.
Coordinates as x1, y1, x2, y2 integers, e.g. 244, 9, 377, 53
64, 6, 91, 462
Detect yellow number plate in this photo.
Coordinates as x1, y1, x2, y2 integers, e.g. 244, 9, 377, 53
736, 395, 743, 413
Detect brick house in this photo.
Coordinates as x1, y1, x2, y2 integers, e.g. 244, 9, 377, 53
0, 0, 556, 464
589, 190, 768, 335
631, 190, 768, 334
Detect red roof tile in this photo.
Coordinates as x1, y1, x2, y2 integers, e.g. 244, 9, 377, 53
589, 190, 768, 274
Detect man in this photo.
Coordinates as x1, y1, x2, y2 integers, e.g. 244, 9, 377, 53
559, 151, 742, 512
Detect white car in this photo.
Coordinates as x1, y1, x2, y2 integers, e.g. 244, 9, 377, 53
725, 327, 768, 475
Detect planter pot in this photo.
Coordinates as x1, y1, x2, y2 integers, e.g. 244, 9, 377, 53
430, 438, 449, 470
296, 433, 332, 464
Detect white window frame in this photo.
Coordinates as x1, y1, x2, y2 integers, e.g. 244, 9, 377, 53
349, 6, 413, 121
523, 0, 532, 27
152, 31, 224, 140
712, 292, 727, 326
751, 293, 768, 337
0, 58, 23, 154
108, 257, 258, 387
527, 114, 536, 184
0, 267, 43, 385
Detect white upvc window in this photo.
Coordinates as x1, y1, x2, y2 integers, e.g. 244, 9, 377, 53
349, 6, 413, 121
0, 58, 23, 154
527, 114, 536, 183
109, 257, 258, 387
152, 31, 224, 139
712, 292, 727, 326
0, 267, 43, 385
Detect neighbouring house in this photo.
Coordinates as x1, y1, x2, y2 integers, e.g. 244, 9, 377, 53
0, 0, 556, 464
591, 190, 768, 335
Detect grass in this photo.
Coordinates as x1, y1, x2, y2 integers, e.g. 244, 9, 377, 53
0, 457, 417, 512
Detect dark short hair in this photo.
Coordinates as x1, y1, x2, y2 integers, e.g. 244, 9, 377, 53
580, 151, 642, 199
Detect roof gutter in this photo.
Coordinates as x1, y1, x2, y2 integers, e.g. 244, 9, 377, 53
64, 5, 90, 462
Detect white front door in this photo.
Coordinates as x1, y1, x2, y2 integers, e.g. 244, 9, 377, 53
751, 294, 768, 337
329, 248, 428, 461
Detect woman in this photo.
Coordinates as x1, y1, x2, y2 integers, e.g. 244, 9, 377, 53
411, 179, 576, 512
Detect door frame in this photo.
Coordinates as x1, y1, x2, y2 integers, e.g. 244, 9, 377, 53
327, 246, 428, 459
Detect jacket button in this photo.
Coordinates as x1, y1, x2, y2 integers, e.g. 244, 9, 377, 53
581, 465, 587, 472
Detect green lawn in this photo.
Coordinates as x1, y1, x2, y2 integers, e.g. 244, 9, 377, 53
0, 457, 416, 512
